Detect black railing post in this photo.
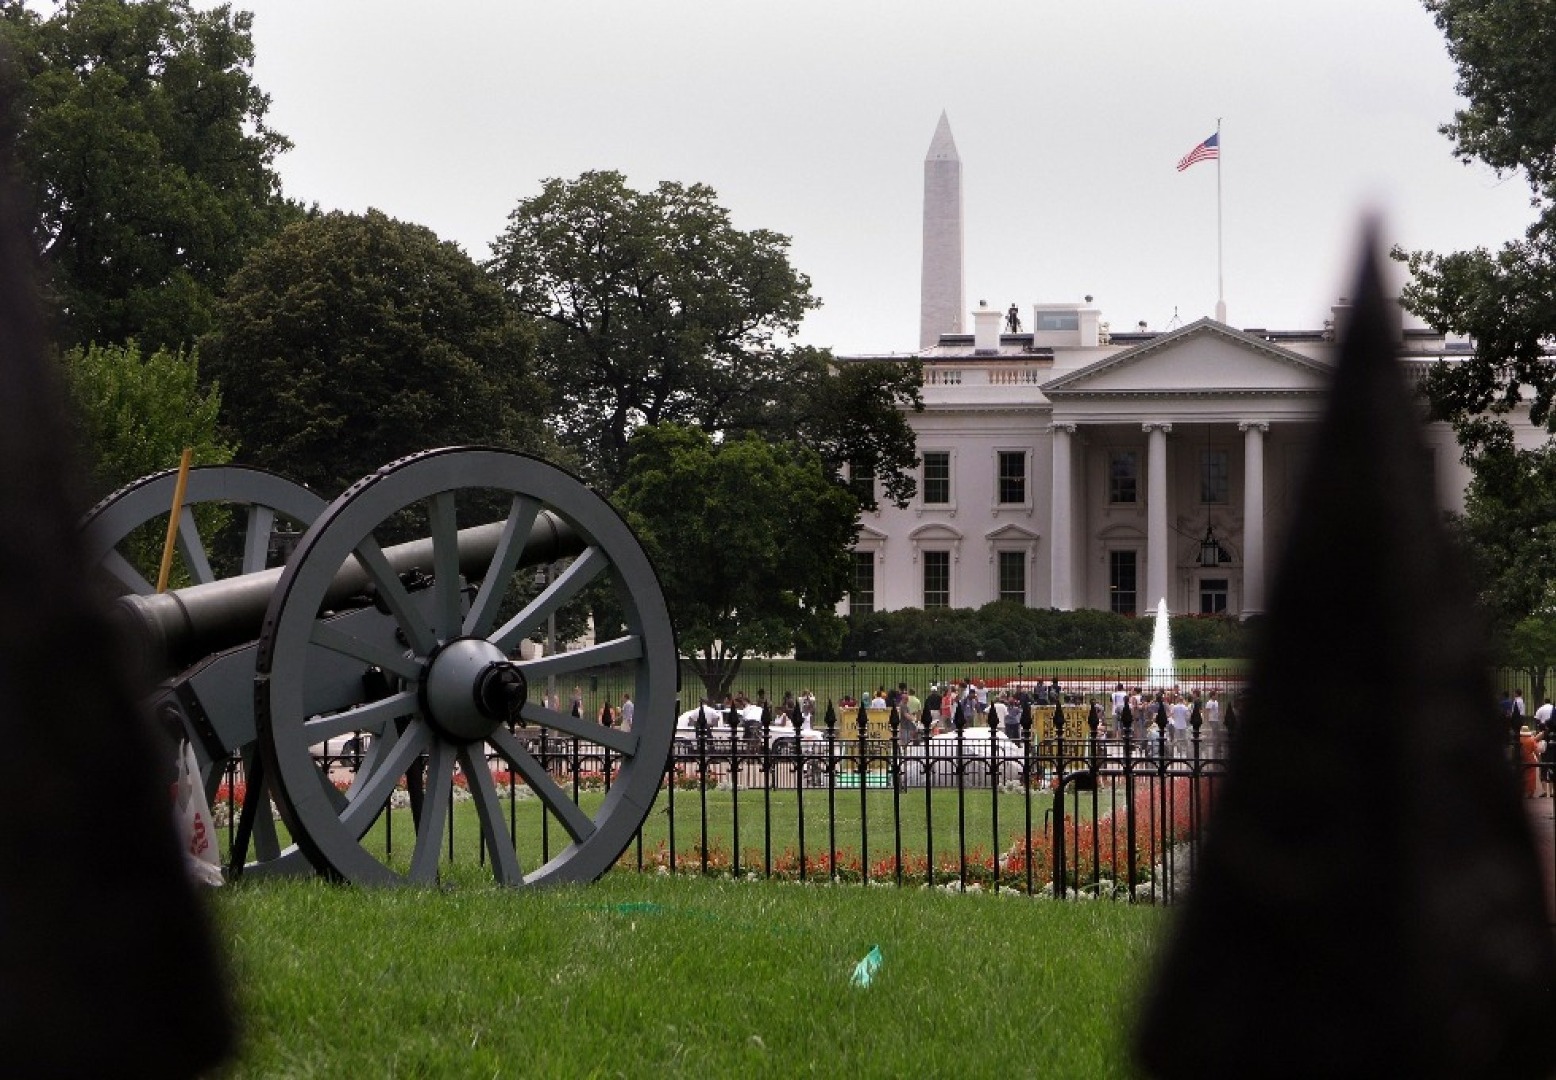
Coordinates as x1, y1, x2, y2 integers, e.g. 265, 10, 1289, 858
889, 704, 903, 885
791, 699, 807, 883
1052, 695, 1067, 899
824, 700, 839, 882
728, 703, 741, 879
1021, 698, 1035, 894
954, 697, 968, 889
1121, 701, 1136, 900
989, 691, 1001, 890
760, 701, 774, 877
856, 700, 871, 883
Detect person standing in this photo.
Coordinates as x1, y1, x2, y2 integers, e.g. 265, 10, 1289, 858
570, 686, 583, 720
598, 700, 615, 727
1169, 693, 1190, 758
901, 686, 922, 744
619, 693, 635, 731
1203, 688, 1222, 757
924, 684, 943, 734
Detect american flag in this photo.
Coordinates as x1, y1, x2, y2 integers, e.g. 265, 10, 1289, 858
1176, 132, 1219, 172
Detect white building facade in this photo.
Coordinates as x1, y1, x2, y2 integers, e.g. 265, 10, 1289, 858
841, 116, 1510, 620
843, 301, 1483, 619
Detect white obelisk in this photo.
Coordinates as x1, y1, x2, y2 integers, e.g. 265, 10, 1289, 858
920, 112, 964, 350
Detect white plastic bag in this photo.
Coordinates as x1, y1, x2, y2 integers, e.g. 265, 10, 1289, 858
172, 738, 224, 887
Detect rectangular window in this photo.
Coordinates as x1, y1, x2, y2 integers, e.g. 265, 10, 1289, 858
1109, 550, 1137, 615
850, 552, 875, 617
849, 460, 875, 503
1036, 311, 1079, 332
923, 550, 950, 609
922, 451, 950, 505
1199, 577, 1229, 615
1109, 450, 1139, 504
998, 551, 1026, 604
997, 451, 1026, 504
1200, 449, 1229, 505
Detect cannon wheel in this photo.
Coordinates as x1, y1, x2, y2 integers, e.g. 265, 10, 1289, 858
256, 447, 677, 887
81, 465, 328, 875
81, 464, 326, 595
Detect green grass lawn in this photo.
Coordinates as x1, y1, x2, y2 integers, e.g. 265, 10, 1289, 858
210, 872, 1164, 1078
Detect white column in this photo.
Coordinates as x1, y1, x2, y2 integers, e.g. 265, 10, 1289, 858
1144, 423, 1171, 611
1050, 423, 1076, 609
1240, 421, 1268, 617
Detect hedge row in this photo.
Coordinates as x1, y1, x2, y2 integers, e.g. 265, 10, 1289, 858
803, 603, 1255, 663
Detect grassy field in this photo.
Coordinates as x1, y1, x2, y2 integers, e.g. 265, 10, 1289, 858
210, 872, 1164, 1078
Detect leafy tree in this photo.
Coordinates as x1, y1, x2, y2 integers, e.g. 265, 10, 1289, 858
58, 339, 233, 502
487, 171, 921, 502
1393, 0, 1556, 626
199, 209, 545, 497
720, 348, 925, 512
613, 424, 858, 701
1449, 427, 1556, 628
1504, 612, 1556, 704
0, 0, 298, 350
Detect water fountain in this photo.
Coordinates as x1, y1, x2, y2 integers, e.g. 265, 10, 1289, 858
1149, 597, 1176, 688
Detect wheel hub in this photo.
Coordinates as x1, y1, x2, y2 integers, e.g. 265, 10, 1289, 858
423, 638, 524, 742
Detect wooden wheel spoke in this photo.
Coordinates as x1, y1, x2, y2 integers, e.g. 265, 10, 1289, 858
339, 720, 433, 836
490, 546, 609, 654
350, 537, 437, 656
514, 701, 638, 757
427, 491, 463, 641
101, 548, 154, 595
174, 505, 216, 584
521, 635, 643, 683
408, 741, 458, 883
490, 729, 597, 844
460, 744, 523, 884
241, 505, 276, 575
302, 690, 418, 745
464, 495, 542, 638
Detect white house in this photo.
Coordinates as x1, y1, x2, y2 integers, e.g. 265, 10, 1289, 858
838, 118, 1529, 619
842, 304, 1489, 619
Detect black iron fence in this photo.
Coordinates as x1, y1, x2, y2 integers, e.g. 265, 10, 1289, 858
214, 700, 1240, 901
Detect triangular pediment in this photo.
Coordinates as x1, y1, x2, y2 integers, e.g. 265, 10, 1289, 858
1042, 319, 1333, 397
985, 523, 1040, 543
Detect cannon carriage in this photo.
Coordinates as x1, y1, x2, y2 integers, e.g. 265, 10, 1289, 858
84, 447, 677, 888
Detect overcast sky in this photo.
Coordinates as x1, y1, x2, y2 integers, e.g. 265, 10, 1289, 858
239, 0, 1536, 355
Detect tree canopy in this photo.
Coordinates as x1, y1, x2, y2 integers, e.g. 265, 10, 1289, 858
0, 0, 298, 351
58, 339, 233, 503
613, 424, 859, 701
1394, 0, 1556, 631
1396, 0, 1556, 443
486, 170, 921, 501
199, 209, 545, 496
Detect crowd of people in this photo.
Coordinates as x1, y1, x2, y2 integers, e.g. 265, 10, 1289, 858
1507, 689, 1556, 798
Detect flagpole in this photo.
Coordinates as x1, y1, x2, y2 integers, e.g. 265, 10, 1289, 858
1214, 118, 1225, 323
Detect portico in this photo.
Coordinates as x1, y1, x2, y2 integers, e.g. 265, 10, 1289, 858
1039, 318, 1333, 616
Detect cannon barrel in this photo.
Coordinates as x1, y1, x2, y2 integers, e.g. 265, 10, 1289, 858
115, 511, 585, 673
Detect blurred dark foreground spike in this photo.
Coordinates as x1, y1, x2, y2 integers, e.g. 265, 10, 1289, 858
1134, 226, 1556, 1078
0, 71, 233, 1074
